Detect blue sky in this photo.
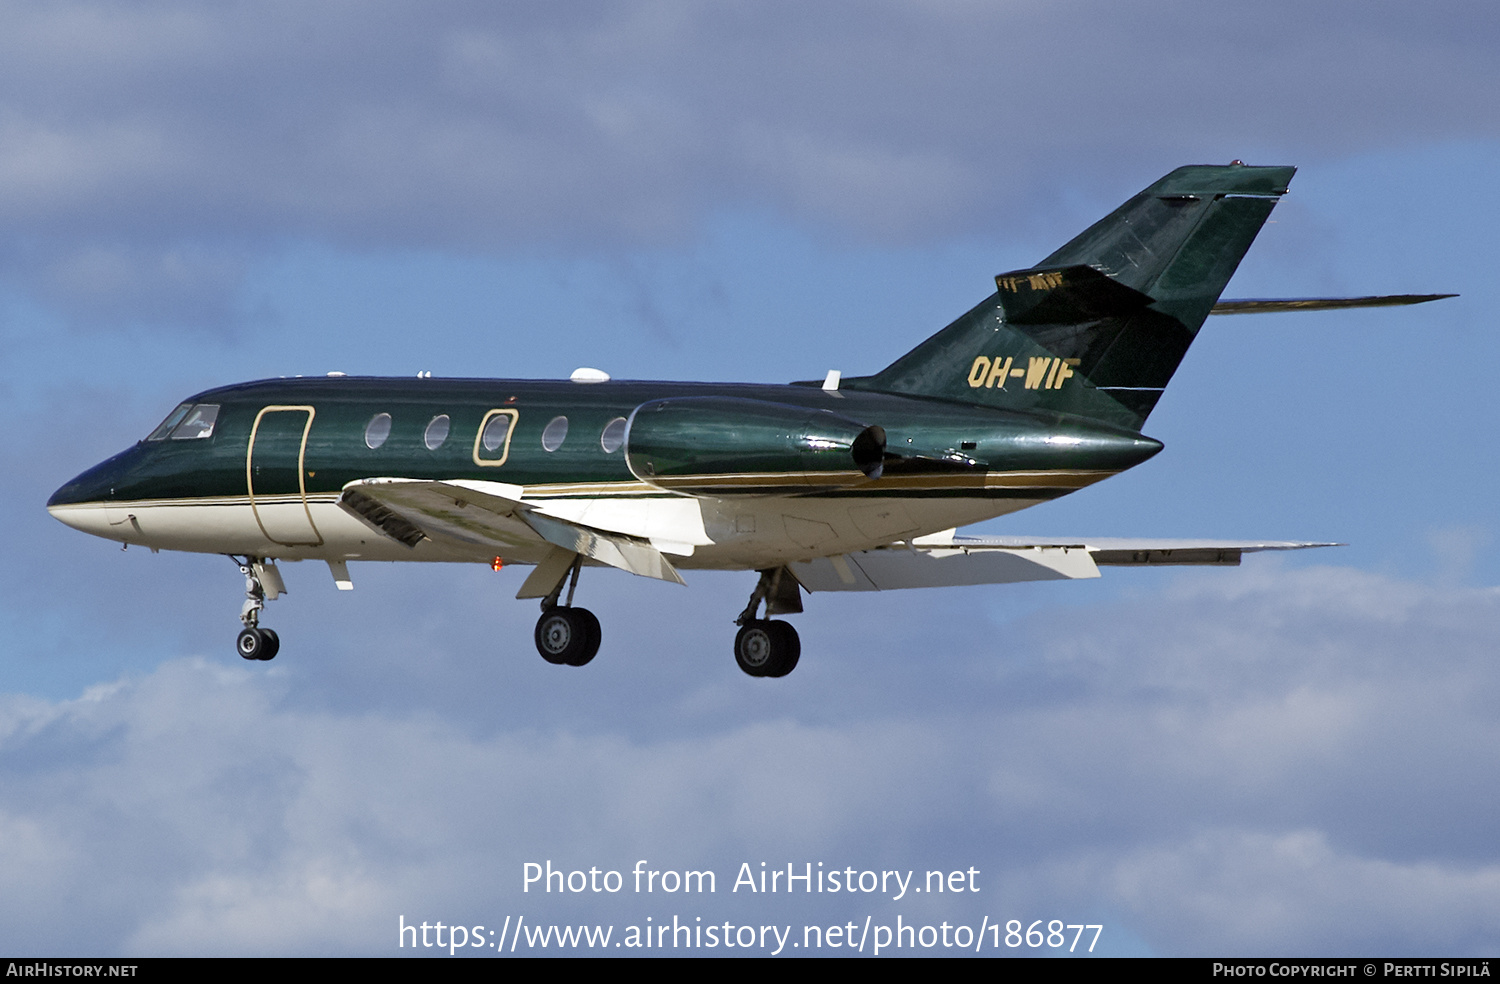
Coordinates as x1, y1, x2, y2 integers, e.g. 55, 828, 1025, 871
3, 0, 1500, 956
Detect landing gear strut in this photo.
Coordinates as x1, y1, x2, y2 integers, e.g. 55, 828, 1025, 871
733, 568, 801, 677
233, 557, 280, 661
533, 555, 600, 667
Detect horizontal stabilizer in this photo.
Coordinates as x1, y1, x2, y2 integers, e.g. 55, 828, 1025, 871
1211, 294, 1456, 315
790, 535, 1337, 592
338, 478, 685, 584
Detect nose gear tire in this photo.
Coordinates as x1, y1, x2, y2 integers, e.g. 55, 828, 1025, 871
237, 627, 279, 661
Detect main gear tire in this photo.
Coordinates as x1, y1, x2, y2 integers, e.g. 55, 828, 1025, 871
734, 619, 800, 677
535, 607, 600, 666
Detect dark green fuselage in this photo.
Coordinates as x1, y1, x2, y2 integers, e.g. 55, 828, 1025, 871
49, 374, 1161, 570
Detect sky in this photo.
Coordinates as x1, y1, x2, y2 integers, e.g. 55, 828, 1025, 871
3, 0, 1500, 957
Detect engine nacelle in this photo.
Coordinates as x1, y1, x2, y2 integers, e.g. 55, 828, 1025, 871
623, 397, 886, 496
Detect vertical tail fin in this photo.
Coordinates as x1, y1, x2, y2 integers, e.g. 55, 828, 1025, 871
854, 163, 1294, 430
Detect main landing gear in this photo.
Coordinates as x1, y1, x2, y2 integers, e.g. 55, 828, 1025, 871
733, 568, 802, 678
533, 555, 600, 667
233, 557, 281, 661
523, 557, 804, 678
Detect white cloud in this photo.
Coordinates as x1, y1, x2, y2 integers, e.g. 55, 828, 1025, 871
1100, 829, 1500, 955
3, 564, 1499, 954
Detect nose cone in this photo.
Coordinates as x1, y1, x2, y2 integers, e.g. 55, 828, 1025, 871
47, 446, 146, 538
49, 449, 133, 508
49, 471, 101, 511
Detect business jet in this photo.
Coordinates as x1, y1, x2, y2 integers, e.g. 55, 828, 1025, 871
48, 163, 1448, 677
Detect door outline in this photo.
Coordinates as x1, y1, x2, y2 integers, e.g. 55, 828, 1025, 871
247, 405, 324, 547
472, 408, 520, 466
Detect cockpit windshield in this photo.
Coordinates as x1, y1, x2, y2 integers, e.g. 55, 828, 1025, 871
146, 403, 220, 441
146, 403, 191, 440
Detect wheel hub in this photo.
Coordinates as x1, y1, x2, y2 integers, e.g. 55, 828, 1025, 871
739, 628, 772, 668
539, 615, 572, 653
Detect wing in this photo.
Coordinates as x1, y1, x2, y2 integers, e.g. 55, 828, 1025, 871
789, 532, 1338, 592
338, 478, 686, 590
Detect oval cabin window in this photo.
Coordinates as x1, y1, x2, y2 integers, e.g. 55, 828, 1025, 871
600, 416, 627, 453
541, 415, 568, 452
365, 413, 392, 449
424, 414, 450, 450
481, 413, 511, 451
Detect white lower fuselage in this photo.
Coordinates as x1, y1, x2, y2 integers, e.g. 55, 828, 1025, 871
47, 485, 1062, 572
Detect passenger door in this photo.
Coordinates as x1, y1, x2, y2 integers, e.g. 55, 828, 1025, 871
247, 406, 323, 547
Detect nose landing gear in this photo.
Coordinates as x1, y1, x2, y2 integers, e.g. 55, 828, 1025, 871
233, 557, 282, 661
